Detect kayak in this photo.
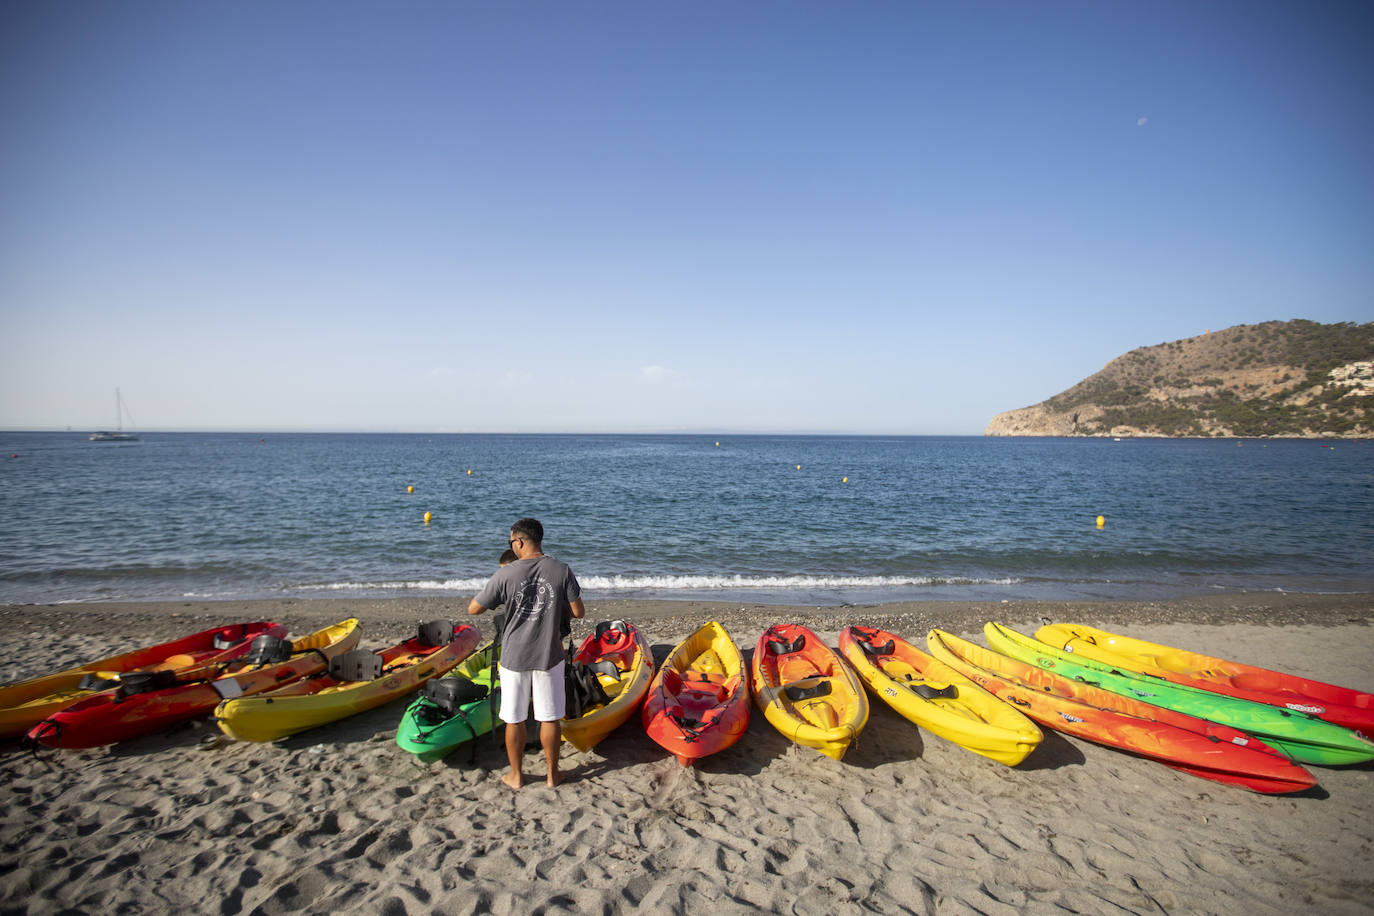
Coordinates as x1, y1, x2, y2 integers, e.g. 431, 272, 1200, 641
927, 629, 1317, 794
215, 620, 479, 742
396, 642, 501, 764
751, 623, 868, 760
28, 619, 362, 749
987, 622, 1374, 767
839, 624, 1042, 766
642, 621, 750, 766
562, 619, 654, 752
1036, 621, 1374, 736
0, 621, 284, 739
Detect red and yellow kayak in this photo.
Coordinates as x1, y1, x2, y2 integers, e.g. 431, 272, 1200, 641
215, 621, 478, 742
0, 621, 284, 739
28, 619, 361, 749
927, 629, 1317, 795
562, 619, 654, 752
642, 621, 750, 766
752, 623, 868, 760
1037, 622, 1374, 736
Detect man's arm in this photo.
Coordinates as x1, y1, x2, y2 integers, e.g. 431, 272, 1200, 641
569, 597, 586, 619
467, 598, 487, 615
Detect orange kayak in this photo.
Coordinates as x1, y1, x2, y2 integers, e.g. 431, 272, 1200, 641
927, 629, 1317, 795
642, 621, 750, 766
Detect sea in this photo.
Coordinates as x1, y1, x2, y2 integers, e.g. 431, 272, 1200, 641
1, 433, 1371, 606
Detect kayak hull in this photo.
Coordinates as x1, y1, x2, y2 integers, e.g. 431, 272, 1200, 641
988, 622, 1374, 766
396, 644, 501, 764
839, 625, 1041, 766
215, 623, 478, 742
642, 621, 749, 766
927, 629, 1317, 795
28, 620, 361, 749
751, 623, 868, 760
1036, 622, 1374, 736
562, 620, 654, 753
0, 621, 284, 739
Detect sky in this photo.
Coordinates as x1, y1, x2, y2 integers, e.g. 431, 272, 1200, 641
1, 1, 1371, 435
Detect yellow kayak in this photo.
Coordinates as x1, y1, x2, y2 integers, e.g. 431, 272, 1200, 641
839, 625, 1042, 766
562, 620, 654, 752
751, 623, 868, 760
215, 621, 478, 742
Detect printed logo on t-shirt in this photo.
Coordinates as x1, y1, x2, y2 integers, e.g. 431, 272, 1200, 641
507, 576, 557, 630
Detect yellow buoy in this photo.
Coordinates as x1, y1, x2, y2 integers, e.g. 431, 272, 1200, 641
1096, 515, 1105, 529
715, 442, 720, 447
407, 485, 414, 494
796, 465, 802, 471
467, 469, 473, 476
842, 477, 848, 483
423, 511, 432, 524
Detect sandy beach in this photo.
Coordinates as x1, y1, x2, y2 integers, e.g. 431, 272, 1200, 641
2, 593, 1371, 915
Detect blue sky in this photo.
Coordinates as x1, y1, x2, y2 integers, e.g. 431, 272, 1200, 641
2, 2, 1370, 434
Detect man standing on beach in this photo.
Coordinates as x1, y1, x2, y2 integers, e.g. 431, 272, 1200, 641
468, 518, 585, 789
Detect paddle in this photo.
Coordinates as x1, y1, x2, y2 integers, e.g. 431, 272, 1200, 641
490, 612, 504, 750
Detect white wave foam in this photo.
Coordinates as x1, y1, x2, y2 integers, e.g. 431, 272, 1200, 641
297, 574, 1021, 593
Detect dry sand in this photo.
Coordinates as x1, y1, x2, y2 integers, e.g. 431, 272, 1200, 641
1, 593, 1371, 915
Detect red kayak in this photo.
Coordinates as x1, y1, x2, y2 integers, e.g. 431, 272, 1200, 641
28, 619, 361, 749
0, 620, 285, 739
927, 629, 1317, 795
642, 621, 750, 766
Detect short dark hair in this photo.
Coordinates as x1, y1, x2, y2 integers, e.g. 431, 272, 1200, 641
498, 548, 518, 565
510, 517, 543, 546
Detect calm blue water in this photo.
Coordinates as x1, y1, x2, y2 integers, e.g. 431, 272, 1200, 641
1, 433, 1371, 605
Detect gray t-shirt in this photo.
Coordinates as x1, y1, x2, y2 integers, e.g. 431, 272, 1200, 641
473, 555, 581, 671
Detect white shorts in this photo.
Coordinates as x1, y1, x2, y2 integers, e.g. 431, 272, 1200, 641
498, 661, 566, 724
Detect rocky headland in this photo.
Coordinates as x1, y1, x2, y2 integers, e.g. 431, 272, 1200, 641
987, 319, 1373, 438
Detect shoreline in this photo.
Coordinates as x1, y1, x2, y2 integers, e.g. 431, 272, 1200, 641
3, 592, 1372, 914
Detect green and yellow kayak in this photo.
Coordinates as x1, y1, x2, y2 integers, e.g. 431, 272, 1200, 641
986, 622, 1374, 767
395, 643, 500, 764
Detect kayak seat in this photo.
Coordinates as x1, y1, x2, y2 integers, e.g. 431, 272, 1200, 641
767, 634, 806, 655
913, 683, 959, 701
329, 650, 384, 682
418, 619, 454, 647
116, 669, 181, 697
783, 680, 832, 703
424, 677, 488, 715
245, 635, 293, 666
858, 638, 895, 656
77, 672, 121, 692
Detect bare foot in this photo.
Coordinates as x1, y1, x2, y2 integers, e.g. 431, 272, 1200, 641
501, 771, 523, 790
546, 770, 565, 788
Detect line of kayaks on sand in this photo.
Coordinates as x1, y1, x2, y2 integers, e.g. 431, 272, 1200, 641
3, 617, 1371, 796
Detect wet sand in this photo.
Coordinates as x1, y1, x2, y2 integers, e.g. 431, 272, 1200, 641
1, 593, 1371, 915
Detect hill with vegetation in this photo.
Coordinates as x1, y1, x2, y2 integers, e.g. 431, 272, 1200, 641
986, 320, 1374, 438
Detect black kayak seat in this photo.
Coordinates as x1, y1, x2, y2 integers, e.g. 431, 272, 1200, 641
116, 669, 181, 697
245, 634, 293, 666
329, 649, 384, 682
418, 619, 454, 647
913, 683, 959, 701
783, 680, 832, 702
858, 638, 896, 657
767, 634, 806, 655
424, 677, 488, 715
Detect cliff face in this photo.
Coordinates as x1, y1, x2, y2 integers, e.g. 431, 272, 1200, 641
986, 320, 1374, 438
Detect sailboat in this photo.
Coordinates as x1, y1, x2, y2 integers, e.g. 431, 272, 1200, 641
90, 388, 139, 441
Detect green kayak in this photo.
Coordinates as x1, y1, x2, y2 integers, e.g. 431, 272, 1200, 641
986, 622, 1374, 767
396, 643, 501, 764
